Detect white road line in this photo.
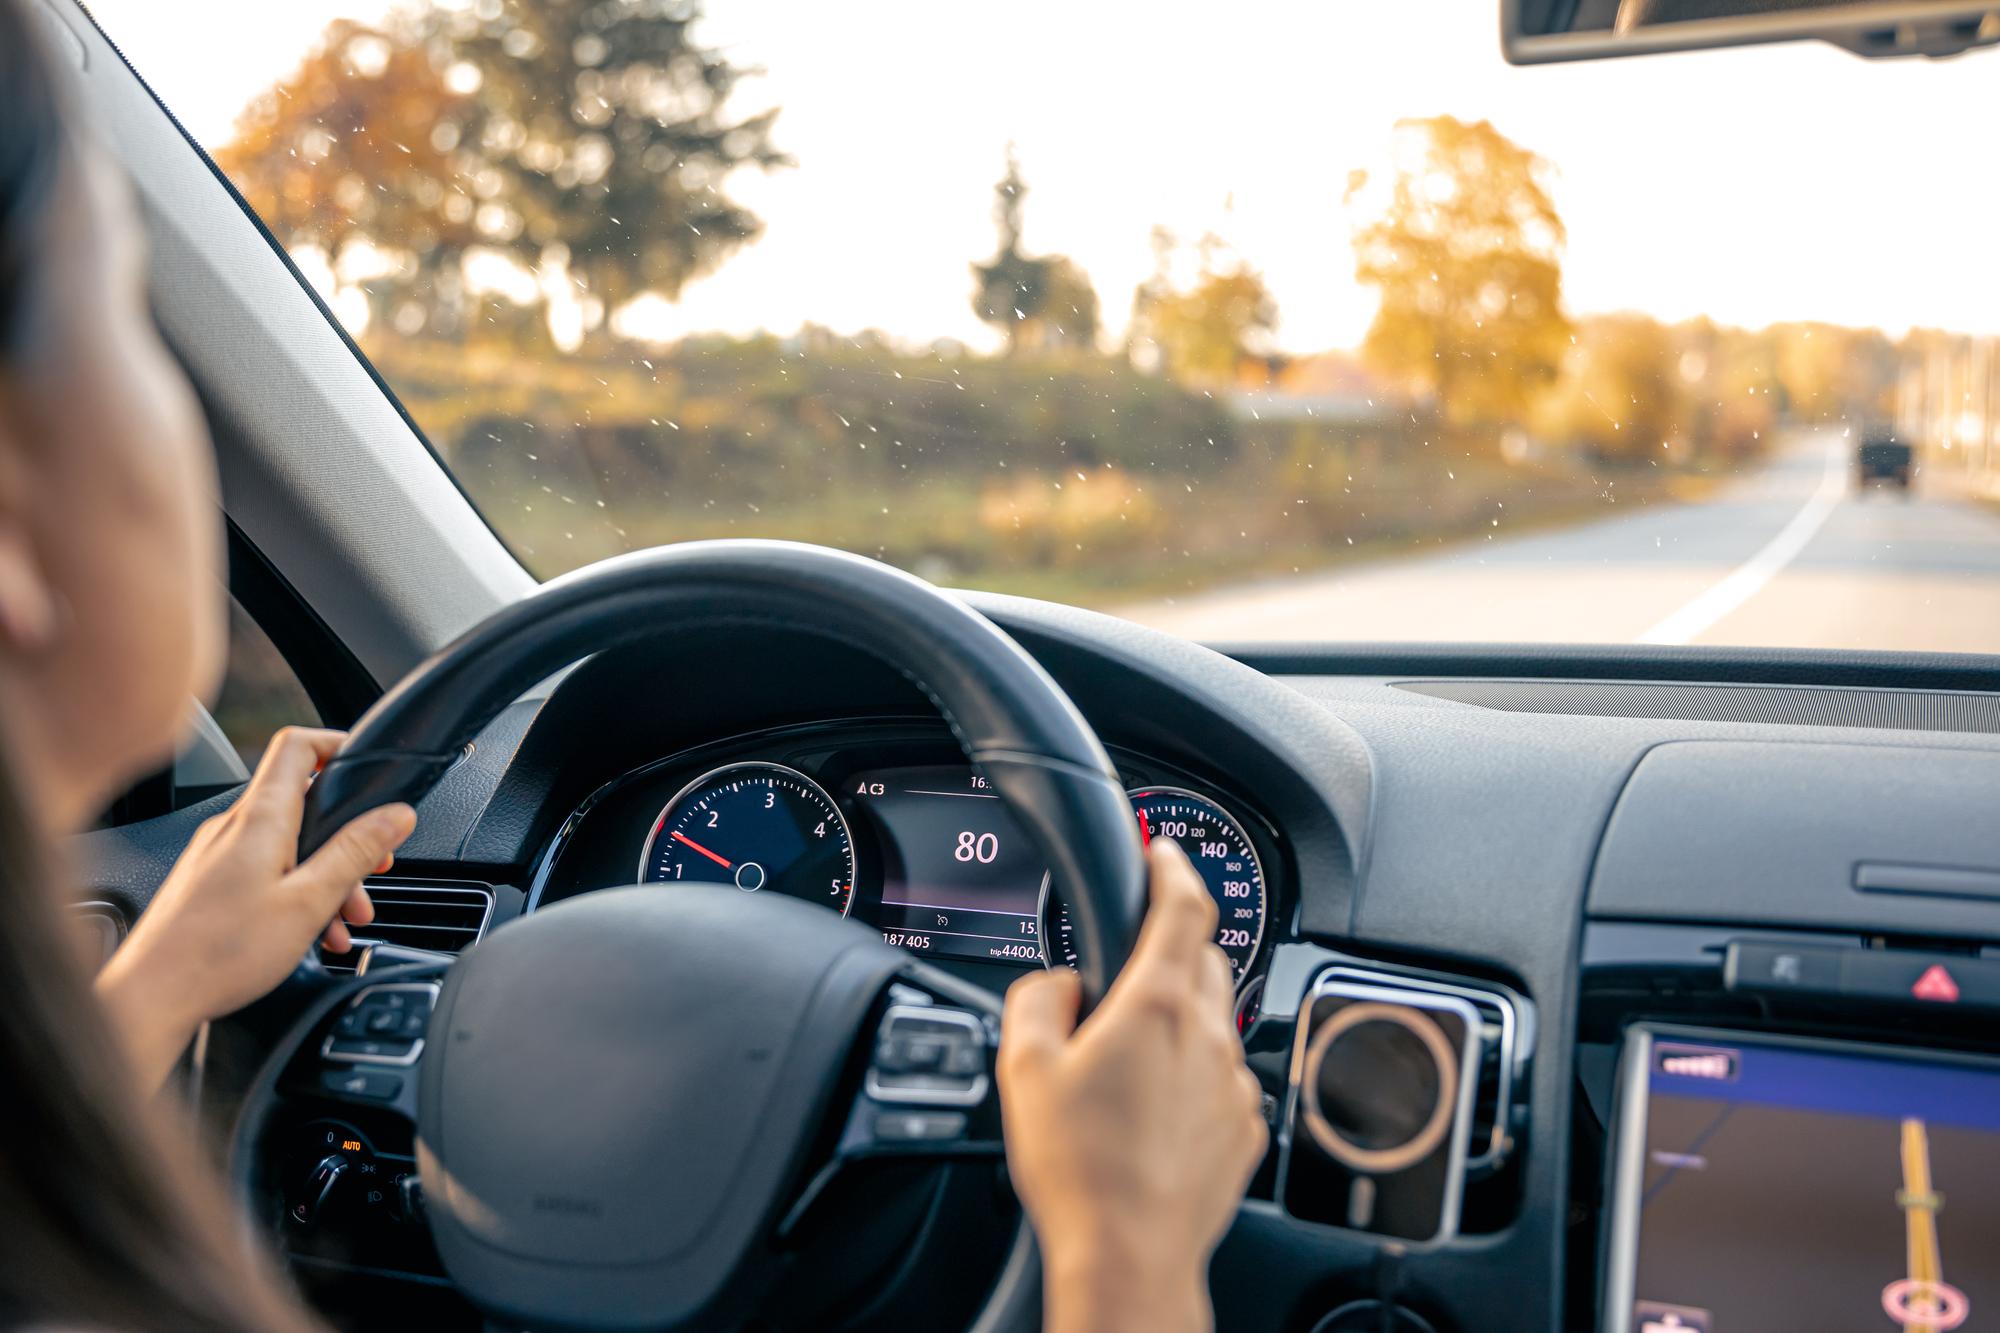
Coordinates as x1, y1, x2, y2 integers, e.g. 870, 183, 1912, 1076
1636, 442, 1848, 645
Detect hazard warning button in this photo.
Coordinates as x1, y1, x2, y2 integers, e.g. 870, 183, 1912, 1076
1839, 949, 2000, 1013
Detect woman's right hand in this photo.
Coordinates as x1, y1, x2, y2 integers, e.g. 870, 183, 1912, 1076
998, 838, 1268, 1333
95, 727, 416, 1091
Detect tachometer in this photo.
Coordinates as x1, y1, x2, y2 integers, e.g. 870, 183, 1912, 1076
1041, 787, 1267, 985
638, 762, 855, 915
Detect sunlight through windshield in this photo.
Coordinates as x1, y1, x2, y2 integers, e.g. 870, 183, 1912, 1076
89, 0, 2000, 649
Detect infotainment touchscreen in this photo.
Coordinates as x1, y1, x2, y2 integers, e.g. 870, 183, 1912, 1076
1604, 1026, 2000, 1333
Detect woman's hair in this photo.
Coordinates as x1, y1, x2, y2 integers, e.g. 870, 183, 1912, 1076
0, 5, 319, 1329
0, 2, 64, 355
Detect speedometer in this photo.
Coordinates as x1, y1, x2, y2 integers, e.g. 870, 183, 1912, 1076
1041, 787, 1267, 986
638, 762, 855, 915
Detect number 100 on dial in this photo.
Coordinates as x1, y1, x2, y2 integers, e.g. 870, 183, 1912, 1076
1043, 787, 1268, 985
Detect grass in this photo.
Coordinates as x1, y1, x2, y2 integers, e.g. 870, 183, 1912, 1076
366, 333, 1752, 612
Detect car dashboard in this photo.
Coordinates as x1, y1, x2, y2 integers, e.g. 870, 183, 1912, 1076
80, 596, 2000, 1333
529, 722, 1288, 1019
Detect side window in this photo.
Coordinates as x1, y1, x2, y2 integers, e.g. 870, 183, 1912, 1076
210, 597, 319, 770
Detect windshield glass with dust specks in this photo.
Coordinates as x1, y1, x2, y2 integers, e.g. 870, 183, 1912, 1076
93, 0, 2000, 650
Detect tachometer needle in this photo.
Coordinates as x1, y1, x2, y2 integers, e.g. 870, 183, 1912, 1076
670, 830, 733, 869
1137, 807, 1152, 846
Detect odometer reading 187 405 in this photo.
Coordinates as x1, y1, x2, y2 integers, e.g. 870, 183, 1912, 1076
1042, 787, 1267, 986
637, 762, 855, 915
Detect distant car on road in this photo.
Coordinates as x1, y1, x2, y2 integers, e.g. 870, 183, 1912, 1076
1855, 430, 1914, 493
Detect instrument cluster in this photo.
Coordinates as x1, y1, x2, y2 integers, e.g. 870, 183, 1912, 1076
529, 725, 1285, 1005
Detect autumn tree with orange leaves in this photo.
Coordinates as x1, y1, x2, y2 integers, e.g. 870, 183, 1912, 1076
1352, 115, 1572, 428
218, 0, 787, 345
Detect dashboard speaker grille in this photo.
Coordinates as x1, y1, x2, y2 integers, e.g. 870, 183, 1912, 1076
319, 881, 494, 974
1394, 679, 2000, 734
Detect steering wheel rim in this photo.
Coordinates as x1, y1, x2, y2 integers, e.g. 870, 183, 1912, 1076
265, 539, 1146, 1330
301, 539, 1144, 1006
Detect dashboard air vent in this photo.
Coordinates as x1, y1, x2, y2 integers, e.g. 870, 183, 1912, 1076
70, 902, 125, 973
1315, 965, 1525, 1177
320, 880, 494, 974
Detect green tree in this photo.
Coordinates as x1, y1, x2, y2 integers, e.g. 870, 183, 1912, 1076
971, 150, 1101, 355
1037, 257, 1101, 353
443, 0, 787, 335
1352, 115, 1572, 427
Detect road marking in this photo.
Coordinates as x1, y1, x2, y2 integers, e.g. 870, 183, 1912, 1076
1637, 443, 1847, 645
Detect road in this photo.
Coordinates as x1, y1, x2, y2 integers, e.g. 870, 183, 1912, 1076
1118, 432, 2000, 653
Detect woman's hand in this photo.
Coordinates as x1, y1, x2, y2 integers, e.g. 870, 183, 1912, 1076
95, 727, 416, 1091
998, 838, 1268, 1333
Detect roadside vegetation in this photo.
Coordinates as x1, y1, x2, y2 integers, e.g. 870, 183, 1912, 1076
214, 0, 1917, 601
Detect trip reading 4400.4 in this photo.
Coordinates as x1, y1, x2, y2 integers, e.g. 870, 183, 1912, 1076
855, 766, 1051, 965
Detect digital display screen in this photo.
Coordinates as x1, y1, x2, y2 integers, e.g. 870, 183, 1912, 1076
852, 766, 1047, 966
1608, 1028, 2000, 1333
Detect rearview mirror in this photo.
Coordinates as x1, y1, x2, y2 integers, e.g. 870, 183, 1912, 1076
1503, 0, 2000, 63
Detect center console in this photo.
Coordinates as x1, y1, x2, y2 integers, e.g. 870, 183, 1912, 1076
1577, 926, 2000, 1333
1603, 1026, 2000, 1333
1251, 917, 2000, 1333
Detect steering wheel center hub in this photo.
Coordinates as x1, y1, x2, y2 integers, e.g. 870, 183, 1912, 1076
416, 885, 901, 1328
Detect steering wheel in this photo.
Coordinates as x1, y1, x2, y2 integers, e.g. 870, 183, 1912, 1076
230, 540, 1149, 1331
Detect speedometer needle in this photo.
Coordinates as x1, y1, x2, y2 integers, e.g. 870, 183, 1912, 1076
670, 830, 733, 869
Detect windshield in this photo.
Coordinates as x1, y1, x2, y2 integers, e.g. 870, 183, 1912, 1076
90, 0, 2000, 650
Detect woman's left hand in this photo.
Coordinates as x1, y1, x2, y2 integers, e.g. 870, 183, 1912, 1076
95, 727, 416, 1090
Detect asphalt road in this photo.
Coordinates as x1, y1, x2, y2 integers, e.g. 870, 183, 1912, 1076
1119, 432, 2000, 653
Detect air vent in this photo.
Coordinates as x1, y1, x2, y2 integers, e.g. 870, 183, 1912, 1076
71, 902, 125, 973
1315, 965, 1525, 1177
1278, 965, 1532, 1243
320, 881, 494, 974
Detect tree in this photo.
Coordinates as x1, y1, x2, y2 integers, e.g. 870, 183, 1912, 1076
971, 149, 1101, 355
1037, 257, 1101, 354
1129, 229, 1277, 386
443, 0, 788, 331
1533, 314, 1683, 461
1352, 115, 1572, 427
1772, 321, 1898, 423
218, 0, 787, 343
217, 19, 479, 334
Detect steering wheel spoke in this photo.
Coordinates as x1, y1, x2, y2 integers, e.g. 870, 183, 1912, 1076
300, 975, 442, 1118
836, 978, 1005, 1161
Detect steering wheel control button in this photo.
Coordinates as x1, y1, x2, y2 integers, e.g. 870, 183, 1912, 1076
321, 1068, 405, 1101
872, 1111, 969, 1143
321, 982, 440, 1066
1279, 977, 1481, 1243
865, 1005, 990, 1107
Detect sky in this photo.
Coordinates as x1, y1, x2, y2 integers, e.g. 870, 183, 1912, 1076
80, 0, 2000, 354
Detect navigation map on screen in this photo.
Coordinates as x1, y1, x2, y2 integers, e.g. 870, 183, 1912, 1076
1622, 1034, 2000, 1332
